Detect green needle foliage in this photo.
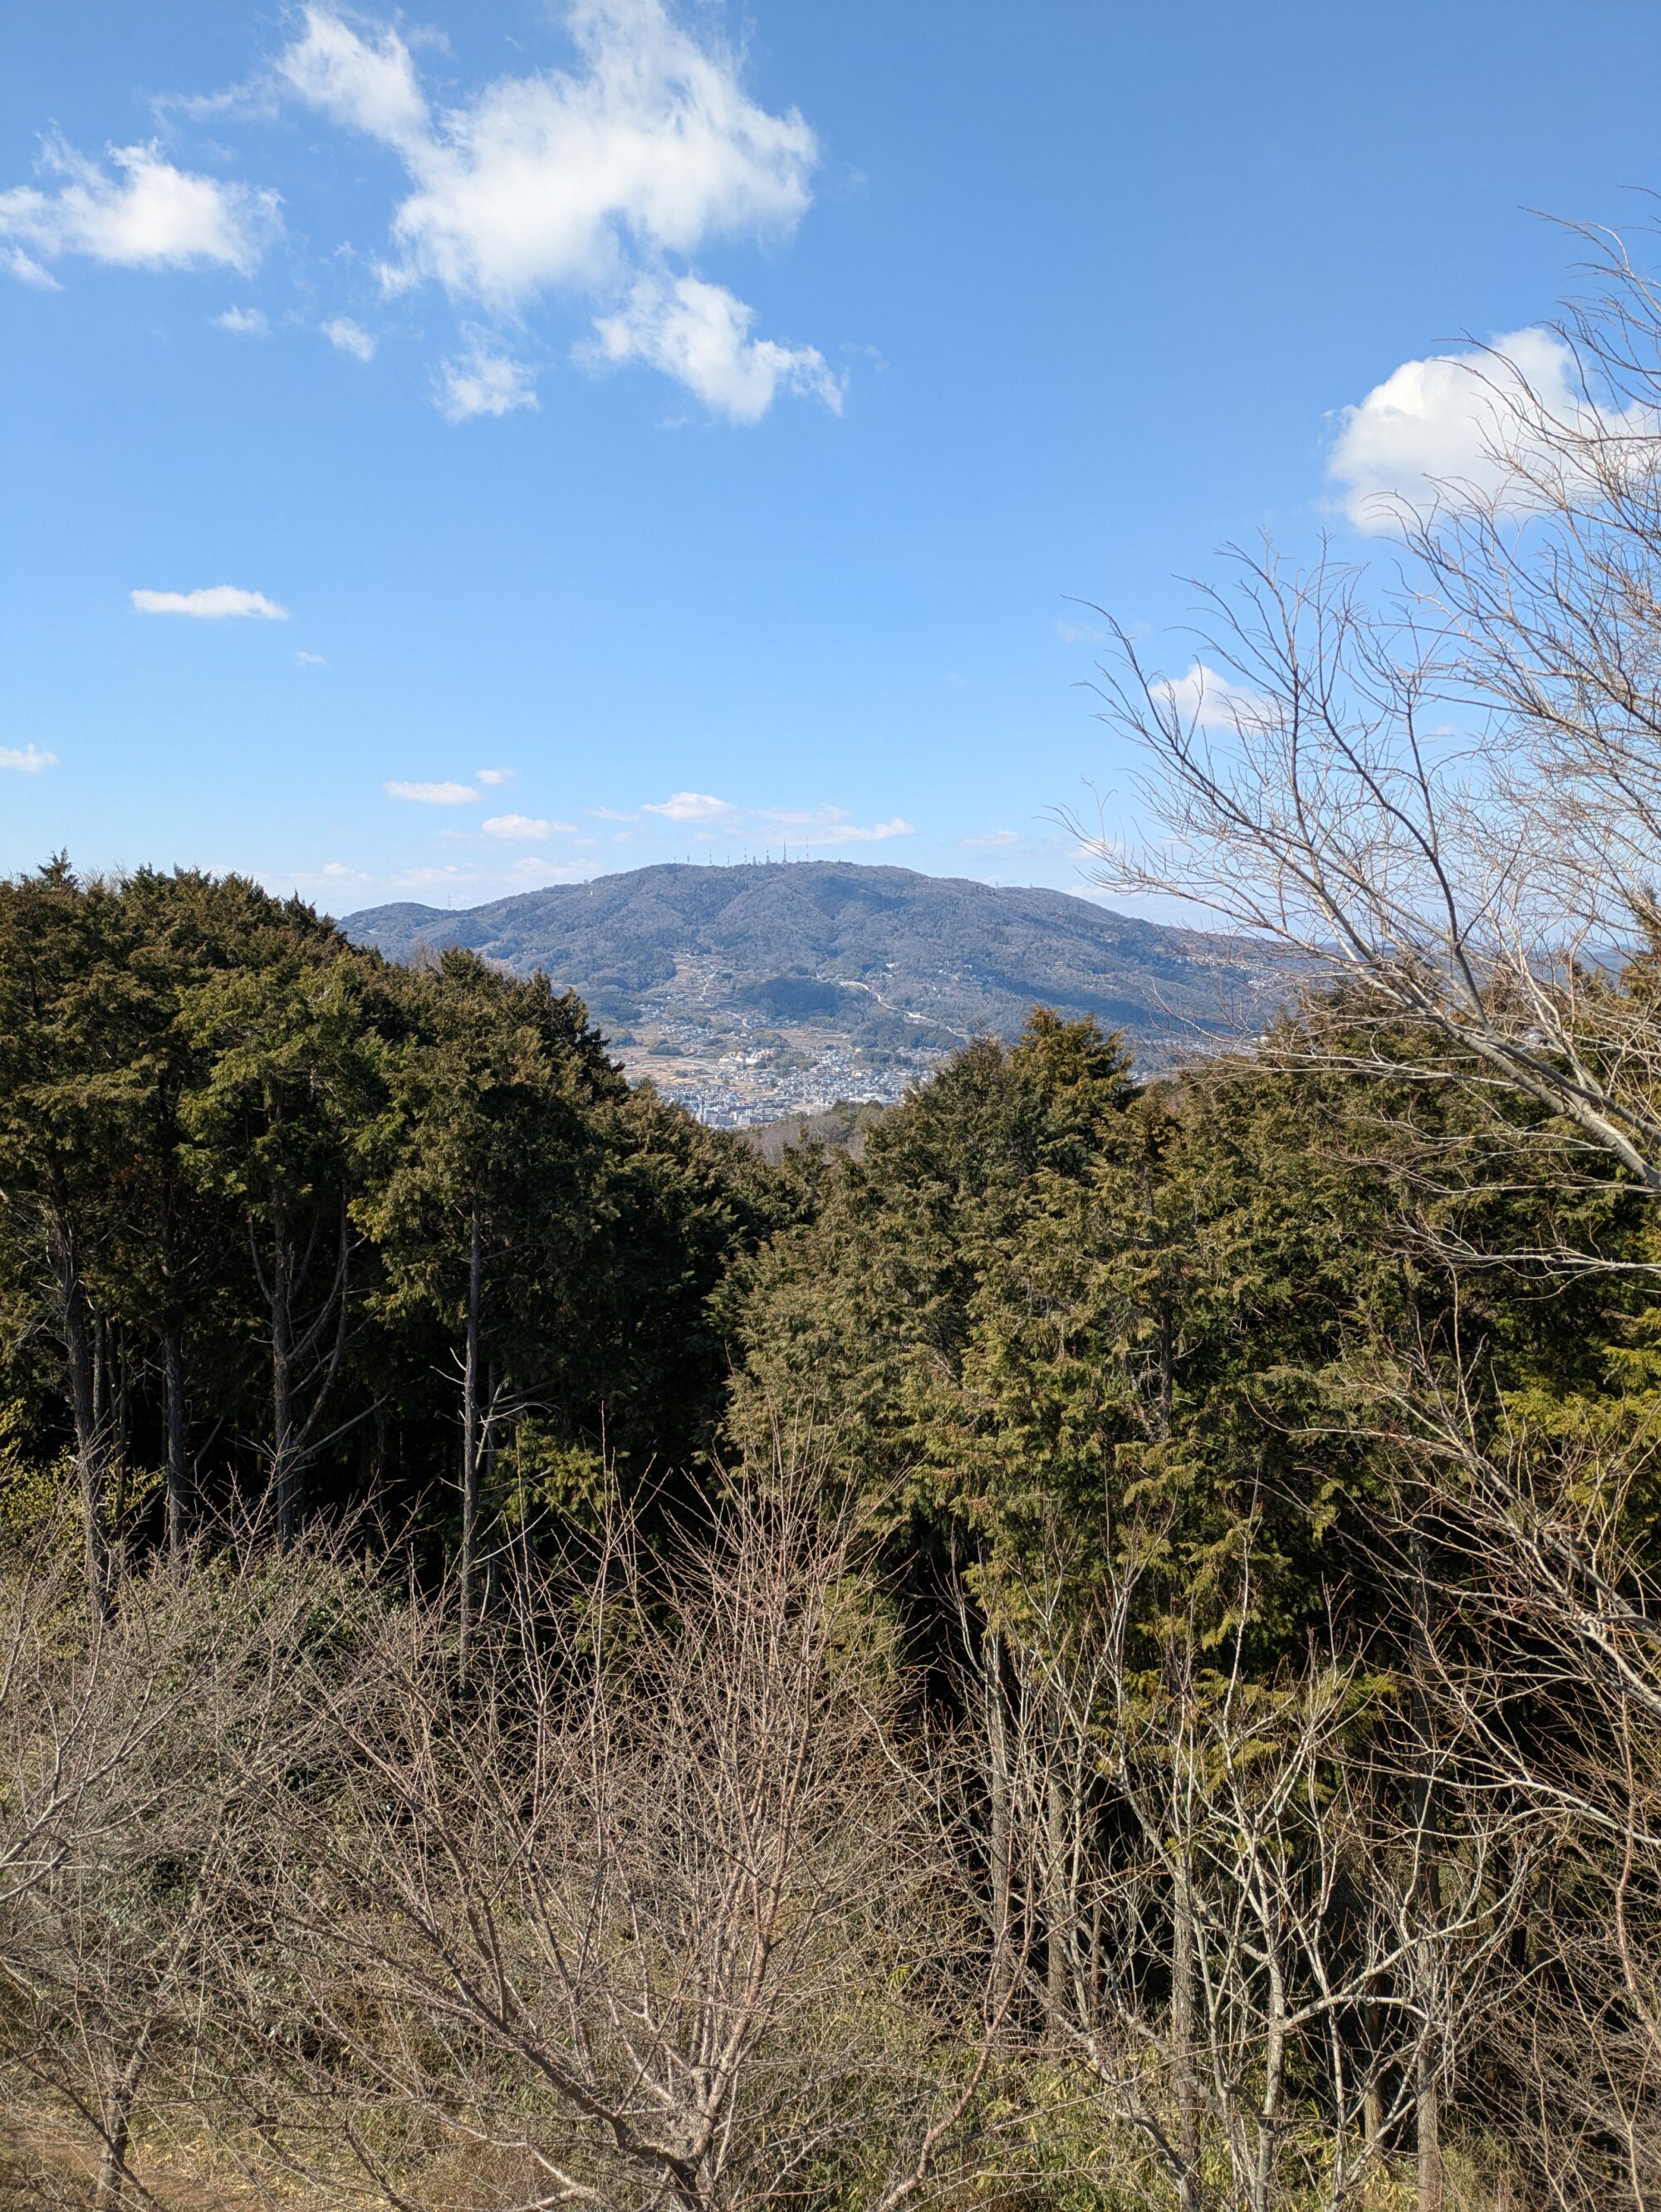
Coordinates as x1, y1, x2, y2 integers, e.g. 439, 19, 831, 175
0, 861, 783, 1584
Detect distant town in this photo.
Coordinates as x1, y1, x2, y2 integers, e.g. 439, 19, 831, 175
599, 954, 946, 1125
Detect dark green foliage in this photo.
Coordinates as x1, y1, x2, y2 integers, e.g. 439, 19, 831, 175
0, 863, 782, 1571
728, 1001, 1656, 1655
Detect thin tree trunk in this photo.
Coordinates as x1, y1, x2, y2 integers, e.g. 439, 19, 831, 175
482, 1356, 501, 1621
109, 1323, 130, 1547
1361, 2074, 1387, 2210
271, 1201, 297, 1548
1172, 1856, 1203, 2212
1410, 1530, 1444, 2212
1416, 2035, 1442, 2212
164, 1329, 189, 1571
95, 2094, 132, 2212
95, 2033, 152, 2211
95, 2111, 130, 2212
53, 1206, 111, 1622
984, 1631, 1014, 2007
458, 1203, 483, 1669
93, 1312, 107, 1451
1362, 2074, 1384, 2145
1045, 1765, 1069, 2023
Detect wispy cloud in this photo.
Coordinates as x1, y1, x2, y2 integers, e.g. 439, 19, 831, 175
436, 342, 537, 422
589, 274, 840, 425
389, 856, 594, 893
321, 315, 375, 360
626, 793, 916, 847
475, 766, 513, 785
482, 812, 577, 840
1055, 618, 1107, 645
1150, 661, 1273, 729
643, 790, 733, 823
0, 744, 56, 772
752, 804, 915, 846
961, 829, 1020, 848
131, 585, 290, 619
213, 304, 269, 335
294, 649, 326, 665
809, 815, 914, 846
0, 135, 279, 277
2, 244, 59, 287
385, 778, 478, 805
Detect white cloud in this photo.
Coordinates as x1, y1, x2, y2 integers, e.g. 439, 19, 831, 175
1152, 661, 1274, 730
482, 812, 575, 840
436, 343, 538, 421
589, 273, 840, 423
394, 864, 478, 888
1325, 326, 1655, 533
321, 315, 375, 360
475, 766, 513, 785
0, 744, 56, 772
295, 650, 327, 665
278, 2, 812, 299
275, 8, 431, 149
131, 585, 290, 619
811, 816, 914, 845
630, 795, 915, 846
3, 245, 59, 287
213, 304, 269, 335
273, 3, 830, 419
279, 860, 374, 900
0, 136, 279, 276
643, 790, 733, 822
752, 803, 915, 846
1055, 618, 1107, 644
385, 779, 478, 804
962, 829, 1020, 848
387, 855, 596, 893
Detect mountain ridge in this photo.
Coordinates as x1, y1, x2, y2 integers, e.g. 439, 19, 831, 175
342, 861, 1281, 1121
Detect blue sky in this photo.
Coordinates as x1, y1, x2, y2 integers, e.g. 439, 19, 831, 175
5, 0, 1659, 916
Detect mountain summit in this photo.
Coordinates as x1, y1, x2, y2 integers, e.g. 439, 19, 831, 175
342, 861, 1278, 1122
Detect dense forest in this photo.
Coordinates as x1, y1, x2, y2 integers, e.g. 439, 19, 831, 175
0, 859, 780, 1594
3, 860, 1659, 2212
7, 250, 1661, 2212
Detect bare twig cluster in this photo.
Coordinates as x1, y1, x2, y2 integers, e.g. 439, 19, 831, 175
1084, 226, 1661, 1216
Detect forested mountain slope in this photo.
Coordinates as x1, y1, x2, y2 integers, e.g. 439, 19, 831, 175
343, 861, 1279, 1051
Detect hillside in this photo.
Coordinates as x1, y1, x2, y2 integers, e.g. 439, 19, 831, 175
737, 1098, 889, 1164
342, 861, 1281, 1122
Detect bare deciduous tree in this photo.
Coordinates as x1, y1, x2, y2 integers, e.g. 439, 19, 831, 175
233, 1487, 1007, 2212
0, 1530, 370, 2210
958, 1520, 1524, 2212
1085, 228, 1661, 1212
1366, 1376, 1661, 2210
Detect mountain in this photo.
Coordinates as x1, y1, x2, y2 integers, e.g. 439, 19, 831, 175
341, 861, 1282, 1123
